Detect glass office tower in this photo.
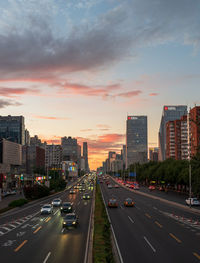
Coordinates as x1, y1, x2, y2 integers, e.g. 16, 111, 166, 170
126, 116, 148, 168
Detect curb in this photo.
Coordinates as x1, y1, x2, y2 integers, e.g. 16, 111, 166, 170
111, 176, 200, 216
84, 182, 96, 263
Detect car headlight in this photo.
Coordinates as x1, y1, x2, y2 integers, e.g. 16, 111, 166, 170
72, 222, 76, 224
63, 222, 66, 224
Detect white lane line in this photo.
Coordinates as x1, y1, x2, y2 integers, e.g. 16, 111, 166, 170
0, 231, 4, 235
61, 228, 64, 233
77, 201, 80, 205
153, 206, 157, 210
53, 210, 59, 216
43, 252, 51, 263
135, 206, 141, 210
120, 205, 124, 210
144, 236, 156, 253
128, 216, 134, 224
8, 224, 16, 228
1, 227, 10, 231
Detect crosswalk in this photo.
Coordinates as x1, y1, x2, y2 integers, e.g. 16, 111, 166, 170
0, 212, 39, 236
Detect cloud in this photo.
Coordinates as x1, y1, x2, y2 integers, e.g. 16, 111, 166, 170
80, 129, 94, 132
149, 93, 159, 96
116, 90, 142, 98
96, 124, 111, 129
33, 115, 69, 120
58, 81, 121, 98
0, 87, 40, 98
0, 99, 22, 108
0, 0, 199, 80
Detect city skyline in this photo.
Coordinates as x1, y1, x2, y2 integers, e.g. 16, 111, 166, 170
0, 0, 200, 169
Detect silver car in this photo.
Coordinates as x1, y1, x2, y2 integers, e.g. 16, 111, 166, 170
41, 204, 53, 214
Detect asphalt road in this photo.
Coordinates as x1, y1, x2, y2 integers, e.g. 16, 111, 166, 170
100, 178, 200, 263
0, 178, 93, 263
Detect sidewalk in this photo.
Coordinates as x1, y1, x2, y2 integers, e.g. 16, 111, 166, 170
0, 192, 25, 210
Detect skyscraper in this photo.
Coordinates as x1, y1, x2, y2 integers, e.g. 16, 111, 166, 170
0, 115, 25, 145
126, 115, 148, 168
83, 142, 89, 171
61, 136, 78, 162
158, 106, 187, 161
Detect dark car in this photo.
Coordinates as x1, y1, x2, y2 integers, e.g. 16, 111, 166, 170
83, 193, 90, 200
124, 198, 134, 207
108, 198, 118, 208
63, 213, 78, 228
60, 202, 73, 214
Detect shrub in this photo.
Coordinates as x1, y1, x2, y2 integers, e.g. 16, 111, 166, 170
8, 199, 28, 208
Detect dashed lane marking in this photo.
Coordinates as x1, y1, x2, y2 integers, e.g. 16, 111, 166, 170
155, 221, 163, 228
128, 216, 134, 223
193, 252, 200, 260
145, 213, 152, 219
45, 217, 51, 223
33, 226, 42, 234
43, 252, 51, 263
144, 236, 156, 253
169, 233, 182, 243
14, 240, 28, 252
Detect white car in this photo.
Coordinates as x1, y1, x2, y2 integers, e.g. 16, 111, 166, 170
107, 184, 113, 189
51, 198, 62, 207
41, 204, 53, 214
185, 198, 200, 206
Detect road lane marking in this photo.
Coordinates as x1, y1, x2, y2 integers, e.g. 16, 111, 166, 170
14, 240, 28, 252
153, 206, 157, 210
145, 213, 151, 219
45, 217, 51, 223
53, 210, 59, 215
33, 226, 42, 234
144, 236, 156, 253
77, 201, 80, 205
43, 252, 51, 263
32, 224, 39, 229
169, 233, 182, 243
193, 252, 200, 260
155, 221, 163, 228
128, 216, 134, 224
120, 205, 124, 210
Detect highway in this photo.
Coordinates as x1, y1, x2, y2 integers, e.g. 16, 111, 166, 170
100, 177, 200, 263
0, 178, 93, 263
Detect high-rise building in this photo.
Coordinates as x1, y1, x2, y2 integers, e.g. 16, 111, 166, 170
149, 147, 159, 162
83, 142, 89, 171
166, 115, 188, 160
189, 106, 200, 156
61, 136, 78, 162
45, 145, 62, 169
158, 106, 187, 161
25, 129, 30, 146
0, 115, 25, 145
126, 116, 148, 167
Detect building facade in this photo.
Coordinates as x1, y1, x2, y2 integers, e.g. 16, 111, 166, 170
126, 116, 148, 167
45, 145, 62, 169
189, 106, 200, 157
166, 115, 188, 160
149, 147, 159, 162
0, 115, 25, 145
158, 106, 187, 161
83, 142, 89, 171
61, 136, 78, 162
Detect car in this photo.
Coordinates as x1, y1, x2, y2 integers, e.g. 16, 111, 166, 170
41, 204, 53, 215
134, 184, 139, 190
149, 185, 156, 191
51, 198, 62, 207
107, 184, 113, 189
83, 193, 90, 200
69, 189, 76, 194
63, 213, 78, 228
114, 184, 119, 188
185, 197, 200, 206
79, 187, 85, 192
60, 202, 73, 214
124, 198, 135, 207
108, 198, 118, 208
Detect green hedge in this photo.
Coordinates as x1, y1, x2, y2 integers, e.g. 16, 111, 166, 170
8, 198, 28, 208
93, 183, 114, 263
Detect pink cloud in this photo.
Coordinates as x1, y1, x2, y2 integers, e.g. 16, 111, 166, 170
0, 87, 40, 98
33, 115, 69, 120
149, 93, 159, 96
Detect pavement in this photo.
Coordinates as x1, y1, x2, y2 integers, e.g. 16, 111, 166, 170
100, 178, 200, 263
0, 177, 94, 263
0, 192, 25, 210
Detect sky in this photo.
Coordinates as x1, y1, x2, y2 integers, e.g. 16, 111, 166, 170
0, 0, 200, 170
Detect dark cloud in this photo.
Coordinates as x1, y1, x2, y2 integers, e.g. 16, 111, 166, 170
0, 99, 22, 108
0, 0, 199, 79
